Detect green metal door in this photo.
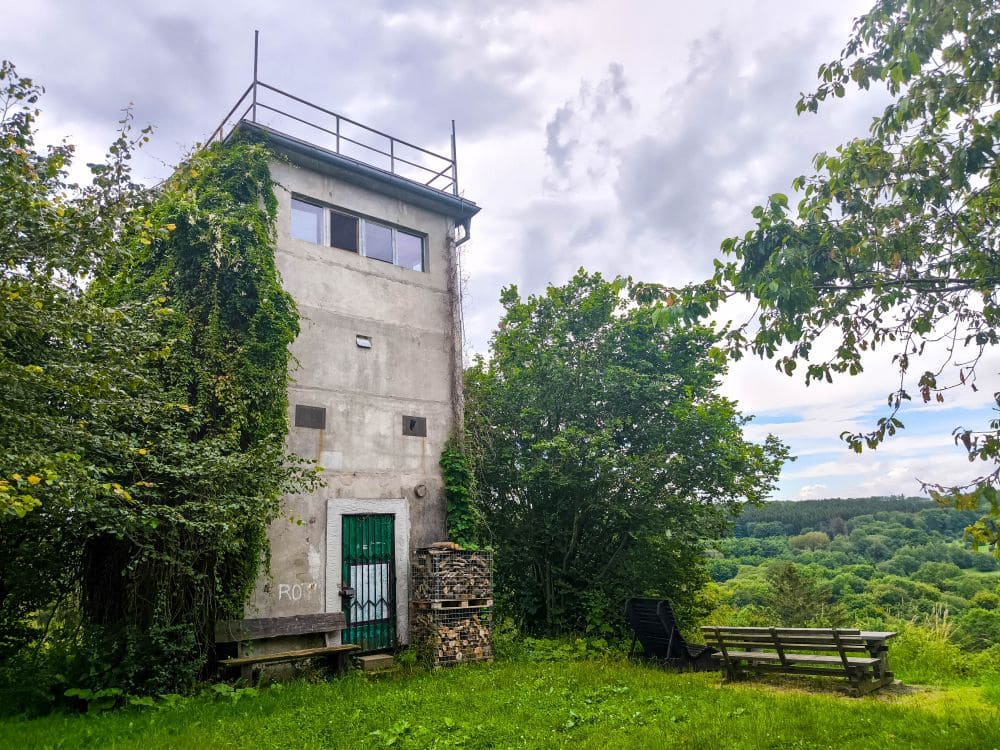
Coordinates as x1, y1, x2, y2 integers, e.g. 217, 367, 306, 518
341, 514, 396, 651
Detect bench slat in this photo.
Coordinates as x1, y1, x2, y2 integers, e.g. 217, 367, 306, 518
703, 638, 870, 651
714, 651, 880, 667
215, 613, 347, 643
701, 627, 861, 637
221, 643, 359, 668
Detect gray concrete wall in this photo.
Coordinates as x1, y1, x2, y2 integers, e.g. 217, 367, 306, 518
247, 156, 462, 644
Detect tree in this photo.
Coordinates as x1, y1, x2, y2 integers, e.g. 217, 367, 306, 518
666, 0, 1000, 546
0, 62, 173, 664
0, 61, 155, 523
789, 530, 832, 551
465, 270, 787, 634
0, 61, 315, 700
765, 562, 841, 627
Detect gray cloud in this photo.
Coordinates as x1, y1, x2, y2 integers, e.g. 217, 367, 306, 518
5, 0, 548, 173
613, 22, 887, 263
544, 62, 634, 183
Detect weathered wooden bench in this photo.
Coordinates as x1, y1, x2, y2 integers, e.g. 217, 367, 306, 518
700, 626, 896, 696
215, 612, 359, 683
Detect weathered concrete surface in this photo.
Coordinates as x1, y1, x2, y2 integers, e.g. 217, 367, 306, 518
247, 153, 467, 645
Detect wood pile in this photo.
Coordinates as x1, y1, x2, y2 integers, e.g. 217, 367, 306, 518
412, 607, 492, 666
411, 547, 493, 667
412, 548, 492, 602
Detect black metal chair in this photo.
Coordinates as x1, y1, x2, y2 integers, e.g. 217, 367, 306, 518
625, 598, 716, 670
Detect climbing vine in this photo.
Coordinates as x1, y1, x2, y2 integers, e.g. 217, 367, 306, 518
79, 137, 319, 690
440, 437, 481, 549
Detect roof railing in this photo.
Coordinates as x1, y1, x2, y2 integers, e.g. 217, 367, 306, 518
205, 79, 459, 196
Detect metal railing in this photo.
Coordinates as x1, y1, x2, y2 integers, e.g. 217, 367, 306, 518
205, 79, 459, 196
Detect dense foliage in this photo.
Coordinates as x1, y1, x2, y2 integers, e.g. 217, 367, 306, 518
666, 0, 1000, 543
440, 437, 480, 549
0, 62, 314, 707
466, 270, 788, 634
733, 495, 933, 536
708, 497, 1000, 654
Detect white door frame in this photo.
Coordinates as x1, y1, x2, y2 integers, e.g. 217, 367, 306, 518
325, 498, 410, 645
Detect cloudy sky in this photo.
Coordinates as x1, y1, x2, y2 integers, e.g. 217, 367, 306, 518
4, 0, 996, 501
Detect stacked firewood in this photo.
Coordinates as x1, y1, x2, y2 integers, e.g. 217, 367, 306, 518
412, 548, 492, 602
411, 546, 493, 666
412, 607, 492, 665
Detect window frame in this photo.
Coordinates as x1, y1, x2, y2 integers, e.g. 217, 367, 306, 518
291, 194, 427, 273
290, 197, 325, 245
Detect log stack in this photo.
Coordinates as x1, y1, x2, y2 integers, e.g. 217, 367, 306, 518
411, 547, 493, 667
412, 548, 492, 603
411, 607, 492, 666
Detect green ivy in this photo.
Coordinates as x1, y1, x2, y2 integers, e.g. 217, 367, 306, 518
85, 137, 319, 682
440, 437, 480, 549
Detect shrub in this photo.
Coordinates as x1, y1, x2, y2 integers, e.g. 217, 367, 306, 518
708, 559, 739, 582
970, 590, 1000, 611
954, 608, 1000, 652
890, 623, 972, 685
788, 531, 830, 551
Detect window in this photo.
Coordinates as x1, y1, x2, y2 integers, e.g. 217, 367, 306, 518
291, 199, 323, 243
397, 231, 424, 272
364, 222, 394, 264
331, 211, 359, 253
291, 196, 426, 272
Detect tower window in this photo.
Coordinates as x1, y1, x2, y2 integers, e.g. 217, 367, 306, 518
290, 196, 426, 272
364, 222, 394, 264
330, 211, 359, 253
291, 199, 323, 244
397, 231, 424, 272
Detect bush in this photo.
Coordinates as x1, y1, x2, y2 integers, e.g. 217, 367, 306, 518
954, 608, 1000, 652
970, 590, 1000, 610
912, 561, 962, 587
708, 559, 740, 582
890, 624, 972, 685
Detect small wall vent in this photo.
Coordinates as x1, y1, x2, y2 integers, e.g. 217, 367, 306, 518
295, 404, 327, 430
402, 415, 427, 437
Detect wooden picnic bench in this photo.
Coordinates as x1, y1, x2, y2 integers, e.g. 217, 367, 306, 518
700, 626, 896, 696
215, 612, 359, 683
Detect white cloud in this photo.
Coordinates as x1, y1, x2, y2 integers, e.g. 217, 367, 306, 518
797, 484, 827, 500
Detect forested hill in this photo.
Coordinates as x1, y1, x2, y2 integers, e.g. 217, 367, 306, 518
734, 496, 940, 537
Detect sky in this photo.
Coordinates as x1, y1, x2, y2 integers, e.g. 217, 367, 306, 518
3, 0, 996, 501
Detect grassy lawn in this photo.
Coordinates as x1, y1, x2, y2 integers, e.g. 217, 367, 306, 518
2, 659, 999, 749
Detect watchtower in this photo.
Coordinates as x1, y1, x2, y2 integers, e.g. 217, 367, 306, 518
207, 51, 479, 651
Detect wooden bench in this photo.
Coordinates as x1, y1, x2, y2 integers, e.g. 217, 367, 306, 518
215, 612, 359, 682
700, 626, 896, 696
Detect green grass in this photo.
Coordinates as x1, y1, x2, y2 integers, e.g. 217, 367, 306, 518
2, 659, 999, 749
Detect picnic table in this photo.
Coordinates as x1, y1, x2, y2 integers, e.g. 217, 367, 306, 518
700, 626, 897, 696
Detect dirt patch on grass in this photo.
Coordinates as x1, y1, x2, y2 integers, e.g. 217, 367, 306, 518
714, 673, 931, 700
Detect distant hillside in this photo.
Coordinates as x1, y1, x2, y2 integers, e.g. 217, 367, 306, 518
733, 496, 935, 537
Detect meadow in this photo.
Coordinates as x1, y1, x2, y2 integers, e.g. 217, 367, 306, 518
2, 629, 999, 750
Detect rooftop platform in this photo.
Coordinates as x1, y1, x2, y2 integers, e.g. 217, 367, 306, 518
207, 79, 479, 224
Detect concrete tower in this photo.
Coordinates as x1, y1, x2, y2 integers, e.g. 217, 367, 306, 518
214, 81, 479, 651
